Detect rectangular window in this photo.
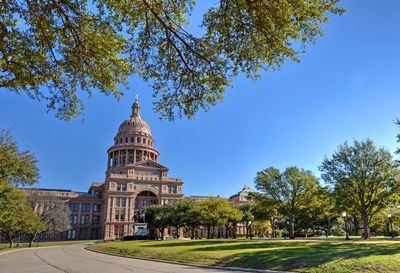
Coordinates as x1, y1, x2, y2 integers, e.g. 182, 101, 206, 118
131, 137, 134, 142
97, 205, 102, 212
122, 184, 126, 191
116, 197, 120, 206
81, 204, 85, 211
70, 216, 73, 224
120, 211, 125, 221
85, 215, 89, 224
137, 137, 140, 143
115, 210, 119, 220
94, 192, 99, 198
81, 215, 85, 224
72, 230, 76, 239
93, 204, 97, 212
97, 215, 101, 224
73, 215, 77, 224
86, 204, 90, 211
125, 137, 128, 143
121, 198, 126, 207
135, 199, 138, 209
70, 203, 78, 211
117, 184, 121, 191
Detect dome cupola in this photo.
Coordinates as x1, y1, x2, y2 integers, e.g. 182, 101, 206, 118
106, 96, 160, 172
117, 96, 152, 137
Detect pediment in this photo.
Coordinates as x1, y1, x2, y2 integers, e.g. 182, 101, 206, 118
133, 160, 169, 170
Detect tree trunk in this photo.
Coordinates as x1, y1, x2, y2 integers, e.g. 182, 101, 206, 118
352, 214, 359, 236
176, 226, 179, 238
362, 214, 370, 239
225, 226, 230, 238
9, 238, 14, 248
190, 227, 195, 239
207, 226, 211, 239
312, 221, 316, 236
160, 228, 165, 240
290, 217, 295, 239
245, 223, 249, 239
326, 218, 331, 238
270, 218, 275, 238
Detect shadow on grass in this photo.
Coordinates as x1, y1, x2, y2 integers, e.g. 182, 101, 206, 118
139, 240, 400, 271
206, 242, 400, 271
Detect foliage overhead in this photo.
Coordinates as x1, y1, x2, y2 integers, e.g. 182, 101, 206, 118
1, 0, 344, 121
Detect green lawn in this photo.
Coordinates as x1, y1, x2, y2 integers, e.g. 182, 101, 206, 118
87, 239, 400, 273
0, 240, 95, 252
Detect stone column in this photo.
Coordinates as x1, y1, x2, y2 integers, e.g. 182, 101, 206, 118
126, 149, 129, 165
89, 203, 93, 225
133, 150, 136, 163
77, 203, 82, 224
127, 197, 131, 221
107, 153, 111, 169
118, 150, 121, 166
107, 197, 112, 222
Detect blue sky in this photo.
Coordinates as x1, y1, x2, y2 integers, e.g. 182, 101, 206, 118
1, 1, 400, 197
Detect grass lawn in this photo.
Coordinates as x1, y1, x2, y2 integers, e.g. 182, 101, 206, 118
0, 240, 96, 252
87, 239, 400, 273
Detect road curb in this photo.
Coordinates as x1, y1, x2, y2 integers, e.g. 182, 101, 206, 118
84, 246, 291, 273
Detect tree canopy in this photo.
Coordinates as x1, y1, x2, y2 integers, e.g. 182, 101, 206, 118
0, 129, 39, 186
254, 166, 319, 239
320, 139, 400, 239
1, 0, 344, 121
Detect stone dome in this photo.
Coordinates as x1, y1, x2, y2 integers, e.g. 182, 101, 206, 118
117, 98, 152, 136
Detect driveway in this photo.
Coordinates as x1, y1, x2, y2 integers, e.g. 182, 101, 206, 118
0, 244, 253, 273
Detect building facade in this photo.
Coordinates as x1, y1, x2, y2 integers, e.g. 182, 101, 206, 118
21, 98, 183, 241
4, 99, 259, 243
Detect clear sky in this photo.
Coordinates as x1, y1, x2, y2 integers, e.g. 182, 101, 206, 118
1, 1, 400, 198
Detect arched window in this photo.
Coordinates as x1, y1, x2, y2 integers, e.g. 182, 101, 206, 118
125, 137, 128, 143
137, 137, 140, 143
131, 137, 134, 142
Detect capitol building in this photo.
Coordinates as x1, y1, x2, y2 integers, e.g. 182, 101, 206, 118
18, 98, 252, 241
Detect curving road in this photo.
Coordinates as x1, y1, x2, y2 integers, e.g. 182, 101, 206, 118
0, 244, 252, 273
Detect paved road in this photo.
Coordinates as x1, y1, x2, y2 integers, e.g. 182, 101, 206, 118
0, 244, 252, 273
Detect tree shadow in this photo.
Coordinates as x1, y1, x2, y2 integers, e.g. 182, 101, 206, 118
203, 241, 400, 271
138, 239, 400, 271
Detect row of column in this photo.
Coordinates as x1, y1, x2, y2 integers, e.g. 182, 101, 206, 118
107, 149, 158, 168
105, 196, 134, 223
104, 196, 136, 239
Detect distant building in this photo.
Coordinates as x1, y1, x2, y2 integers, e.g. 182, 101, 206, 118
229, 185, 256, 205
3, 99, 260, 243
20, 98, 183, 241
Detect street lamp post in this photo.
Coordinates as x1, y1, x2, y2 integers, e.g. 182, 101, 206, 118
388, 213, 395, 239
286, 220, 290, 240
342, 212, 350, 240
